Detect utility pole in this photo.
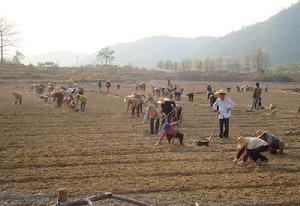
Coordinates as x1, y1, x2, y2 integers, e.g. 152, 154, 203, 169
0, 31, 3, 63
76, 55, 79, 67
174, 61, 178, 81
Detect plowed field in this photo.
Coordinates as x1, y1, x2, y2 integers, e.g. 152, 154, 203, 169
0, 82, 300, 206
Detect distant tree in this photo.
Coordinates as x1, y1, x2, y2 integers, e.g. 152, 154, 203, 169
193, 59, 203, 71
252, 48, 271, 71
96, 47, 115, 65
214, 57, 224, 70
179, 58, 193, 71
0, 17, 18, 64
244, 54, 252, 73
203, 58, 215, 71
156, 59, 164, 71
12, 50, 24, 64
164, 59, 174, 72
231, 58, 241, 73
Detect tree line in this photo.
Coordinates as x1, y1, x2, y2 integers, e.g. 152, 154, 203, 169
156, 48, 271, 73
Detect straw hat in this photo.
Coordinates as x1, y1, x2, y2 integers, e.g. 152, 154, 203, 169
237, 136, 250, 148
157, 97, 169, 104
216, 89, 226, 95
256, 130, 266, 139
146, 104, 156, 113
131, 92, 138, 97
123, 96, 132, 103
269, 104, 276, 110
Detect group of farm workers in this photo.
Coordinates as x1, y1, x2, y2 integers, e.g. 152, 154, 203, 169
125, 81, 286, 166
124, 86, 183, 146
208, 83, 285, 165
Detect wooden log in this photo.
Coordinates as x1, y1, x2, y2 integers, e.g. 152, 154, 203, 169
112, 194, 152, 206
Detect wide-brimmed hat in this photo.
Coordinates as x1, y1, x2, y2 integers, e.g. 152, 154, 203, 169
256, 130, 266, 139
130, 92, 138, 97
216, 89, 226, 95
157, 97, 169, 104
123, 96, 132, 103
146, 104, 156, 113
237, 136, 250, 148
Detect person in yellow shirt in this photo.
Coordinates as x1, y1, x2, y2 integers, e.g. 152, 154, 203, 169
75, 94, 87, 112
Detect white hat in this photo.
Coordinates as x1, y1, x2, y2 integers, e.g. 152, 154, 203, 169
157, 97, 169, 104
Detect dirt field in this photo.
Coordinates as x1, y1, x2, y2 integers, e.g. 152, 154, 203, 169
0, 81, 300, 206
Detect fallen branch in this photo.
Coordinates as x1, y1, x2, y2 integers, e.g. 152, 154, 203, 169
54, 191, 151, 206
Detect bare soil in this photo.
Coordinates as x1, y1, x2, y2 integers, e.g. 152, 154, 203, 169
0, 81, 299, 206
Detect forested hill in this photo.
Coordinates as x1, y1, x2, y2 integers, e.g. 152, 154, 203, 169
26, 2, 300, 68
85, 2, 300, 68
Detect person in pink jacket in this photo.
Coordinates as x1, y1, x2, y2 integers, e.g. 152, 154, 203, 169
124, 95, 141, 117
155, 120, 183, 146
233, 136, 269, 164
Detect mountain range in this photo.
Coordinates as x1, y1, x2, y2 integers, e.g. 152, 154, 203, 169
25, 2, 300, 68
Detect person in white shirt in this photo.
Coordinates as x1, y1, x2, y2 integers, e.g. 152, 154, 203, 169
213, 89, 235, 139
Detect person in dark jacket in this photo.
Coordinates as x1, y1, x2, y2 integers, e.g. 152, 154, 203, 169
53, 91, 64, 107
97, 80, 102, 94
106, 80, 111, 93
251, 82, 262, 110
256, 130, 284, 154
187, 93, 194, 102
207, 83, 213, 100
158, 97, 176, 125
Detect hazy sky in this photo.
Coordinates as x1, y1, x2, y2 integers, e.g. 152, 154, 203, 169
0, 0, 298, 55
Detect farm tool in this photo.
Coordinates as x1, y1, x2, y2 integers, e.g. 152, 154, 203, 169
193, 131, 218, 146
54, 188, 151, 206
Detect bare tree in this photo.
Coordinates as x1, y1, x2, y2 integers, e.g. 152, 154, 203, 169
12, 50, 25, 64
252, 48, 271, 71
96, 47, 115, 65
0, 17, 18, 63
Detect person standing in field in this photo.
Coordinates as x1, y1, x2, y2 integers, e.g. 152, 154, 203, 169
251, 82, 262, 110
265, 83, 268, 93
97, 80, 102, 94
213, 89, 235, 139
106, 80, 111, 93
52, 90, 64, 107
207, 83, 213, 100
